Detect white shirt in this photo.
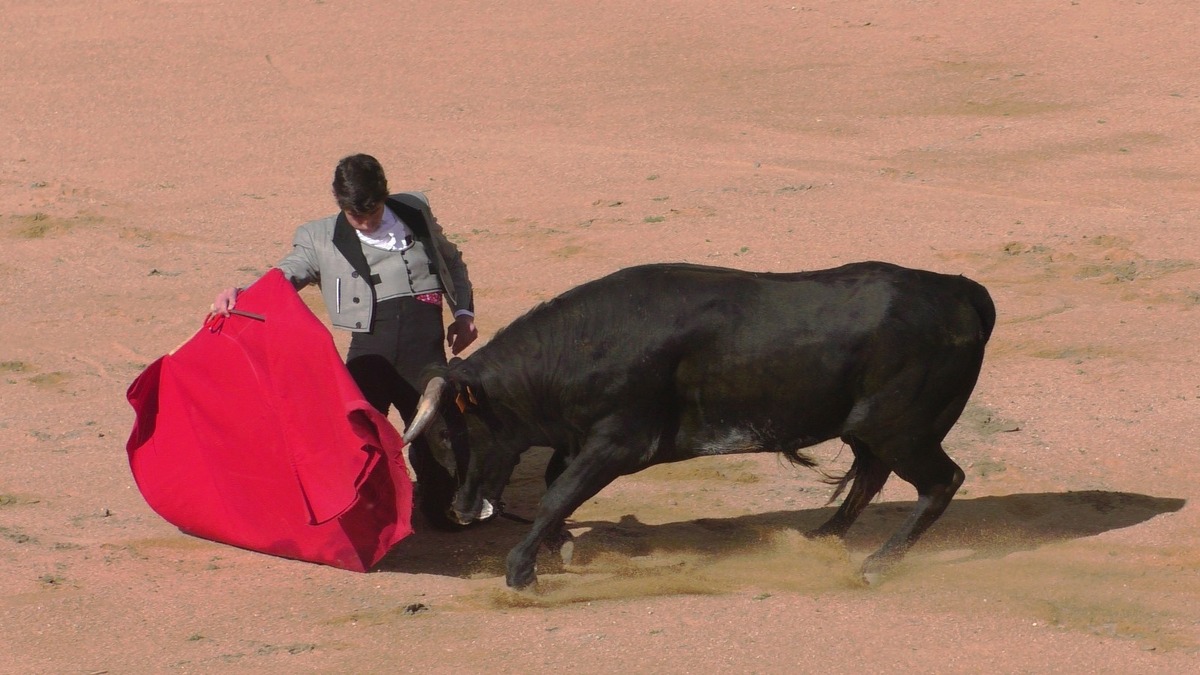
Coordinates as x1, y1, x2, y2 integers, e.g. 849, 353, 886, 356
355, 206, 414, 252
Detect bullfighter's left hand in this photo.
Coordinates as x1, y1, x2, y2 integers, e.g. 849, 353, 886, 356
447, 315, 478, 355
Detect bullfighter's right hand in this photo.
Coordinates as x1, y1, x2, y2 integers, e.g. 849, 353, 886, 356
212, 287, 240, 316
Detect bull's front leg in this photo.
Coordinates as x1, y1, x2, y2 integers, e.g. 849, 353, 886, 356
541, 447, 575, 564
506, 451, 626, 589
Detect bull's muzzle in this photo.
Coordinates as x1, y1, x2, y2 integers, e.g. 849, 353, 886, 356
451, 497, 495, 526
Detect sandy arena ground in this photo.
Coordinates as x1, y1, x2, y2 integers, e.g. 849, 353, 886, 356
2, 1, 1199, 672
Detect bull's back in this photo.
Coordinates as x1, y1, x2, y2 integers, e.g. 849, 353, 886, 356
661, 263, 992, 456
488, 261, 990, 374
479, 262, 992, 437
608, 261, 992, 352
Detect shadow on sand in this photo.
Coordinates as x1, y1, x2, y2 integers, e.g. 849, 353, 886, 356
376, 489, 1186, 579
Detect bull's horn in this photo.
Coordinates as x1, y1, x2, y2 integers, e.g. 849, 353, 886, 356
403, 376, 447, 443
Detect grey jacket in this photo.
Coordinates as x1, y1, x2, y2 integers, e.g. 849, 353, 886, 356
275, 192, 473, 332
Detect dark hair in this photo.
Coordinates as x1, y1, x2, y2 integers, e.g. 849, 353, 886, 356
332, 154, 389, 214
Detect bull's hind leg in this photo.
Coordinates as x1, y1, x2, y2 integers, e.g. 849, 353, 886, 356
807, 439, 891, 539
861, 442, 964, 584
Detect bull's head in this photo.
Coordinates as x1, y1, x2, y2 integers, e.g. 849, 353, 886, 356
403, 364, 517, 529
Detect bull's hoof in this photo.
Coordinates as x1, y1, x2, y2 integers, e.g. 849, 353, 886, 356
859, 552, 897, 586
506, 547, 539, 589
543, 530, 576, 565
558, 538, 575, 566
506, 567, 538, 591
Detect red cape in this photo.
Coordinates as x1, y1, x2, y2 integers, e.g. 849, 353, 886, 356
125, 268, 413, 571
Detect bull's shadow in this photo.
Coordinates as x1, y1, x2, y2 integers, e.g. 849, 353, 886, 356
376, 486, 1186, 579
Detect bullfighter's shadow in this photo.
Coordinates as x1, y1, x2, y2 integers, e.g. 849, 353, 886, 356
377, 478, 1185, 580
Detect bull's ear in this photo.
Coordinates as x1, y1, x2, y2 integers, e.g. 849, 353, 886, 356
453, 385, 470, 413
460, 382, 503, 434
453, 382, 482, 413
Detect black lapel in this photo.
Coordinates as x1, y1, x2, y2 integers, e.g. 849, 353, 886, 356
332, 213, 374, 283
386, 196, 432, 239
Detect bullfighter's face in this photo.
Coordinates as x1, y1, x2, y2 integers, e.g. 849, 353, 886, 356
344, 203, 385, 234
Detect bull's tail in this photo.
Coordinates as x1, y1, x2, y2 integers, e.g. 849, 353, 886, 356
779, 446, 850, 501
824, 456, 858, 505
780, 447, 819, 470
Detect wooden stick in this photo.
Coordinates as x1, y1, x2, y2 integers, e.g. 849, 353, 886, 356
229, 309, 266, 321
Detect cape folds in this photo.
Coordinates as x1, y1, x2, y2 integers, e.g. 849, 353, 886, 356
125, 268, 413, 571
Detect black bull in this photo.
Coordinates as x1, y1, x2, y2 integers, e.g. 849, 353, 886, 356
405, 261, 996, 588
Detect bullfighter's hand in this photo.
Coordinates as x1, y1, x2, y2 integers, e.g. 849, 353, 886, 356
448, 315, 478, 355
211, 287, 239, 316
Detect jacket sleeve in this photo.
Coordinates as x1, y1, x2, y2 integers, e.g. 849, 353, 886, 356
428, 211, 474, 315
275, 223, 321, 291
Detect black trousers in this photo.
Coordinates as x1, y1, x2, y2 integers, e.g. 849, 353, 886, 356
345, 296, 446, 418
344, 296, 449, 486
